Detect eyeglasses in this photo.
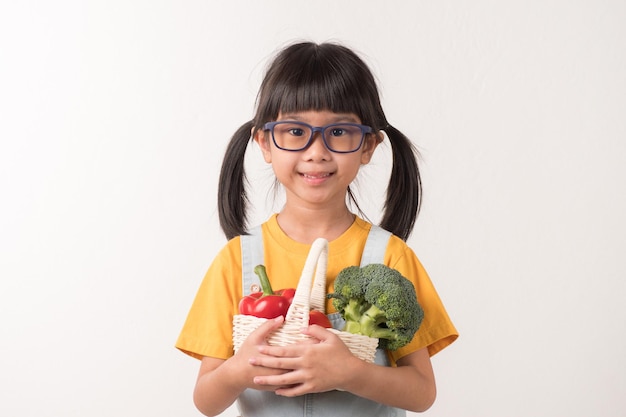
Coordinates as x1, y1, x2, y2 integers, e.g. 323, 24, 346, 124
263, 121, 373, 153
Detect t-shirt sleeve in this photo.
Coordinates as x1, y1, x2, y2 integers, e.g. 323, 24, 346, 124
384, 237, 458, 362
175, 239, 243, 360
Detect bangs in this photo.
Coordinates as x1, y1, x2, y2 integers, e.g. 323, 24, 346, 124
271, 65, 365, 116
255, 42, 384, 127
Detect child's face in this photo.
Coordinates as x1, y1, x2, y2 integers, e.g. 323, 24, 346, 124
254, 110, 382, 209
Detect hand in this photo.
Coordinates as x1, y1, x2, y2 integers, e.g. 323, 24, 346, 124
233, 316, 292, 391
249, 324, 363, 396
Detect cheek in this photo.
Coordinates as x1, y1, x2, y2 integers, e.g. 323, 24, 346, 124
267, 153, 294, 178
341, 157, 366, 180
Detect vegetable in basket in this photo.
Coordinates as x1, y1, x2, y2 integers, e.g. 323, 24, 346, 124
238, 265, 295, 319
327, 264, 424, 350
238, 265, 332, 327
308, 310, 332, 328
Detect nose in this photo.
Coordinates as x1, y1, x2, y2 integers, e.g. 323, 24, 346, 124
303, 130, 331, 160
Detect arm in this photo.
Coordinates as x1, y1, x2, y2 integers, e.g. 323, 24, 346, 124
193, 317, 288, 417
250, 325, 436, 412
342, 346, 436, 412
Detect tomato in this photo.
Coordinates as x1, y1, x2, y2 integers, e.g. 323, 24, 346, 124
309, 310, 332, 328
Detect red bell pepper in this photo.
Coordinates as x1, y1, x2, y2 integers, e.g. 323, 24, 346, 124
238, 265, 332, 327
238, 265, 295, 319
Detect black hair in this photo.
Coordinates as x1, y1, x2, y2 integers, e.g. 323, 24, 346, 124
217, 42, 421, 241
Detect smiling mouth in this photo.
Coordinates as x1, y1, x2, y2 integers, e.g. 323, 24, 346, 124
301, 172, 332, 179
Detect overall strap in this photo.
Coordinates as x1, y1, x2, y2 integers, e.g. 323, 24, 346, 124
360, 225, 392, 266
240, 226, 264, 296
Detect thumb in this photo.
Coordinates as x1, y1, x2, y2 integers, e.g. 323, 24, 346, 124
248, 315, 284, 343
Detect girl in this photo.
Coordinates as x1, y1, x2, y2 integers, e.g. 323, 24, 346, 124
176, 41, 458, 417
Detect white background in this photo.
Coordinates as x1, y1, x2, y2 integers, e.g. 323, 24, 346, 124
1, 1, 625, 416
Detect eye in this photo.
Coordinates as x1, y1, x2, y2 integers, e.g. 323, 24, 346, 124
288, 128, 306, 137
329, 127, 347, 137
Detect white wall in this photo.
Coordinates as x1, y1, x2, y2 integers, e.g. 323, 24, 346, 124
1, 1, 624, 416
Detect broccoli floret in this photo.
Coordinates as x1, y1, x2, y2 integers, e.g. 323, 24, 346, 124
327, 263, 424, 351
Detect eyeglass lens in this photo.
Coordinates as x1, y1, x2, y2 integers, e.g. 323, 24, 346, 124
271, 122, 365, 152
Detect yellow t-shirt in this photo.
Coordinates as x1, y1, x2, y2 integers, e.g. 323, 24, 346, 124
176, 215, 458, 363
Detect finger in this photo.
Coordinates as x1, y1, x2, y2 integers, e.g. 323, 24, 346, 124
275, 384, 309, 397
301, 324, 334, 342
257, 342, 314, 358
247, 316, 284, 344
249, 354, 298, 370
253, 370, 302, 388
256, 343, 297, 359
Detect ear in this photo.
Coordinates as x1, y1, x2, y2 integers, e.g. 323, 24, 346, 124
360, 132, 384, 165
253, 127, 272, 163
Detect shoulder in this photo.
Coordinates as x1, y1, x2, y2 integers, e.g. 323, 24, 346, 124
352, 217, 415, 264
385, 234, 414, 257
219, 235, 243, 259
383, 235, 429, 278
202, 235, 244, 280
217, 215, 274, 259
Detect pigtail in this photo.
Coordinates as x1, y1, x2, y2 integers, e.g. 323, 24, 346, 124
217, 121, 255, 240
380, 124, 422, 241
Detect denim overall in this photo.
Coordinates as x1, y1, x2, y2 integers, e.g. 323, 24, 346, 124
237, 226, 406, 417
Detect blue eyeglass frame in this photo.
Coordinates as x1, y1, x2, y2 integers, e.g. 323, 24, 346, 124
262, 121, 373, 153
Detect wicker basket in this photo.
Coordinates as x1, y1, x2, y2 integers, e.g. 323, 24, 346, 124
232, 238, 379, 363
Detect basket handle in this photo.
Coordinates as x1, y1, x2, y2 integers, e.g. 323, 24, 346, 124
283, 238, 328, 327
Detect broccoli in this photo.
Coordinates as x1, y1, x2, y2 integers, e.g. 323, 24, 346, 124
327, 263, 424, 350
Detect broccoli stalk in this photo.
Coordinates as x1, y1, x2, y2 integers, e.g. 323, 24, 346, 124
327, 263, 424, 351
359, 304, 396, 340
343, 298, 369, 323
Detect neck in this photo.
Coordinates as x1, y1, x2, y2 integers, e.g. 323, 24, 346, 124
276, 206, 355, 244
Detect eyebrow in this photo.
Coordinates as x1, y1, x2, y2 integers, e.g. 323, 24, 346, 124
279, 113, 360, 124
